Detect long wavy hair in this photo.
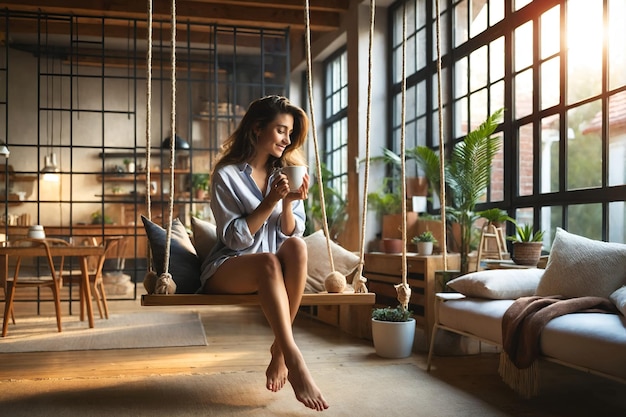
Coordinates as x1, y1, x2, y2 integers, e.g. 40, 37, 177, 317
212, 95, 308, 178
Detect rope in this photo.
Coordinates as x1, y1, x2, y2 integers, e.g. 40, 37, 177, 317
144, 0, 153, 267
142, 0, 176, 294
304, 0, 335, 274
395, 2, 410, 311
353, 0, 376, 294
162, 0, 177, 276
434, 0, 447, 269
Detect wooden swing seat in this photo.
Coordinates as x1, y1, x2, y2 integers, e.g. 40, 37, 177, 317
141, 291, 375, 307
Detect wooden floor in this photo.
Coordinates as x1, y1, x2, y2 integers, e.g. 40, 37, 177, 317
0, 298, 393, 381
1, 297, 625, 417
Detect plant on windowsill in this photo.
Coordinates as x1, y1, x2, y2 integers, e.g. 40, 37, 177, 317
371, 305, 415, 358
507, 222, 545, 266
411, 230, 438, 255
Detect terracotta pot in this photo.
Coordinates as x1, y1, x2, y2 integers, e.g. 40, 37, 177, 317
512, 242, 543, 266
382, 238, 404, 254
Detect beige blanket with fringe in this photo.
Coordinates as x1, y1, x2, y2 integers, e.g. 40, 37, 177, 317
499, 295, 617, 398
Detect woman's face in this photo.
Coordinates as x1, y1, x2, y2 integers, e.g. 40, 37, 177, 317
256, 112, 294, 159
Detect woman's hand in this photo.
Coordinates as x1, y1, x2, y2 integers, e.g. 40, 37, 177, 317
269, 172, 309, 203
269, 173, 290, 202
284, 172, 309, 203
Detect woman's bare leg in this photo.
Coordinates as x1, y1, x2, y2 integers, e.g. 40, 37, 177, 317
267, 237, 307, 392
203, 250, 328, 411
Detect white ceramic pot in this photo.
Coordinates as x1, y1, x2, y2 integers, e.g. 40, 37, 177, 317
371, 317, 416, 358
27, 225, 46, 240
417, 241, 433, 255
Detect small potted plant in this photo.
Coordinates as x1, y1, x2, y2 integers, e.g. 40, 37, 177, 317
476, 208, 514, 228
411, 230, 438, 255
192, 173, 210, 200
123, 158, 135, 173
507, 222, 545, 266
371, 305, 415, 358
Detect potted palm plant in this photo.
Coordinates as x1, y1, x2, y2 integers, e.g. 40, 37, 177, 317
476, 208, 514, 228
371, 305, 415, 358
411, 108, 504, 273
507, 222, 545, 266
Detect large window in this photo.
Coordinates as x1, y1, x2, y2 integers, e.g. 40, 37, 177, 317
323, 49, 348, 200
389, 0, 626, 244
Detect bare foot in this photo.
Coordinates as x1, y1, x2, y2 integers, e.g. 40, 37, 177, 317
286, 354, 329, 411
266, 343, 288, 392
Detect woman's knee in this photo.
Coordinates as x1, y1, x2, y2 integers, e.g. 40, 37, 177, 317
279, 236, 307, 263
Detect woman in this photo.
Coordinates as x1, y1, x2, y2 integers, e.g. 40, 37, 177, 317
200, 95, 328, 412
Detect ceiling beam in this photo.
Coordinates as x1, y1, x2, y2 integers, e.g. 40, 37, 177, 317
0, 0, 346, 32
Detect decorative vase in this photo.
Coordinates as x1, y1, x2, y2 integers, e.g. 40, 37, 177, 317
371, 318, 416, 358
511, 242, 543, 266
417, 241, 433, 255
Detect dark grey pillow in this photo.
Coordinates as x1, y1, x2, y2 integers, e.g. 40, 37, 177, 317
141, 215, 201, 294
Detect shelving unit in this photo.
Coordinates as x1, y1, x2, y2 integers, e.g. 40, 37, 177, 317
0, 9, 290, 300
0, 164, 37, 206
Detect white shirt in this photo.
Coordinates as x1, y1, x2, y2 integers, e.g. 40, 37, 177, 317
199, 162, 305, 289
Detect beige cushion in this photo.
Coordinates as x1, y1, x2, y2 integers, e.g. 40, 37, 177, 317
190, 216, 218, 264
447, 268, 544, 299
303, 230, 360, 293
535, 228, 626, 298
610, 286, 626, 316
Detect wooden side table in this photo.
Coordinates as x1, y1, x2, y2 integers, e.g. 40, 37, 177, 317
363, 252, 460, 344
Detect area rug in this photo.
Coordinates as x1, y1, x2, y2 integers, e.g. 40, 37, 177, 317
0, 311, 207, 353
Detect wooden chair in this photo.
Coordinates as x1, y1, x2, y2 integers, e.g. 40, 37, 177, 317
63, 236, 126, 320
2, 237, 70, 337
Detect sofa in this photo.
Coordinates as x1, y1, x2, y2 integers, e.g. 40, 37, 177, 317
426, 228, 626, 397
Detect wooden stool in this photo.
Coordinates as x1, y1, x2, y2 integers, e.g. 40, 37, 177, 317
476, 224, 509, 270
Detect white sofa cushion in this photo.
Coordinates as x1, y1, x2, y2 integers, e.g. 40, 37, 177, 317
536, 228, 626, 298
438, 296, 626, 380
448, 268, 544, 299
540, 312, 626, 380
438, 298, 514, 344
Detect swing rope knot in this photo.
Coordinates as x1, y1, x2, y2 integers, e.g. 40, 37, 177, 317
155, 272, 177, 294
394, 282, 411, 311
353, 275, 369, 294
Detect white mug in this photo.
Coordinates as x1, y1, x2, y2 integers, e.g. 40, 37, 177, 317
281, 166, 307, 192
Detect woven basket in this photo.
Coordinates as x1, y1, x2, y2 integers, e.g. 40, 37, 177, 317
511, 242, 543, 266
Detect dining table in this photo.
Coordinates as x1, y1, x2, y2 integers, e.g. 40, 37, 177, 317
0, 242, 105, 329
